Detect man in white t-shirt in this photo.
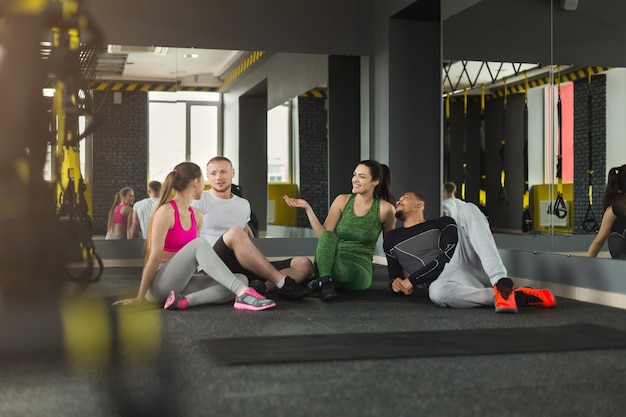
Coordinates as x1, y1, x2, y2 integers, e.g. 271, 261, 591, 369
192, 156, 314, 298
129, 180, 161, 239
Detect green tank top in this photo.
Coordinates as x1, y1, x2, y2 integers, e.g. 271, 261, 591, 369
335, 194, 382, 261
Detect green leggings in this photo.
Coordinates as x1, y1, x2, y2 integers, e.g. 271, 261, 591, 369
314, 231, 373, 291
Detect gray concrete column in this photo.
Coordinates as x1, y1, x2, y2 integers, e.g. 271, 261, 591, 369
388, 18, 442, 209
328, 55, 361, 201
239, 87, 268, 234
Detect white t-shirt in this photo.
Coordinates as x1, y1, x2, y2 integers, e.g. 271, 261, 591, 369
442, 197, 464, 219
192, 190, 251, 246
133, 197, 159, 238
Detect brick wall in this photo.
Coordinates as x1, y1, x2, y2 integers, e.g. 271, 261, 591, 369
297, 95, 329, 227
573, 75, 606, 234
91, 90, 149, 234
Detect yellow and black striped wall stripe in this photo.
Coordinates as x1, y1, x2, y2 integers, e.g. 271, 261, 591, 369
492, 66, 612, 99
88, 82, 219, 92
299, 89, 328, 99
445, 66, 613, 103
218, 51, 265, 91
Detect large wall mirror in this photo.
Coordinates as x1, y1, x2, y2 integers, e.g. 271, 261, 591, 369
69, 0, 624, 263
442, 0, 623, 259
80, 44, 329, 237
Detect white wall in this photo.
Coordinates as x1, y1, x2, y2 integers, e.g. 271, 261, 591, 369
527, 86, 546, 188
605, 68, 626, 173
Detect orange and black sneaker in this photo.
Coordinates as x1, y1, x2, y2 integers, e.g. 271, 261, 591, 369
514, 287, 556, 308
494, 278, 518, 313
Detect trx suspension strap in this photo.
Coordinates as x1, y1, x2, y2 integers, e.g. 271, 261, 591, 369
479, 84, 487, 213
445, 94, 451, 181
461, 88, 468, 200
50, 3, 104, 291
582, 71, 599, 232
496, 78, 509, 208
552, 73, 567, 220
522, 74, 532, 232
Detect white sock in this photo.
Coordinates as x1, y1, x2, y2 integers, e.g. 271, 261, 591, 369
277, 277, 286, 289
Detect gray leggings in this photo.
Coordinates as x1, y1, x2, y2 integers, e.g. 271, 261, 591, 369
148, 238, 248, 306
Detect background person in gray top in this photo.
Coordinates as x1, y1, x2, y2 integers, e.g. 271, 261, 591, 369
129, 180, 161, 239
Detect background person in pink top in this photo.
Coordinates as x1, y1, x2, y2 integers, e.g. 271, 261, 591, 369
105, 186, 135, 239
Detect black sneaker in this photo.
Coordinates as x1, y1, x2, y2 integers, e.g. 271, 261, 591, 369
279, 276, 312, 300
248, 279, 267, 296
319, 276, 338, 301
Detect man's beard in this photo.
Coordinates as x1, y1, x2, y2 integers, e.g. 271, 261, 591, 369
395, 210, 405, 220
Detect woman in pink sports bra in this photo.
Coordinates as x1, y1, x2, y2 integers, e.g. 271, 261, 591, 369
105, 187, 135, 239
112, 162, 275, 311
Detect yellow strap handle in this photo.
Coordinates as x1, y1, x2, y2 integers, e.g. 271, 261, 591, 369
523, 186, 529, 210
480, 84, 485, 111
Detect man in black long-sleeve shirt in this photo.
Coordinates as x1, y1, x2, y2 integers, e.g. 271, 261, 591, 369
384, 191, 556, 313
383, 192, 457, 295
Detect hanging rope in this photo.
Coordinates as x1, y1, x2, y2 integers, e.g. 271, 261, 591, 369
522, 74, 532, 232
461, 88, 468, 200
552, 71, 567, 220
444, 94, 452, 181
582, 71, 599, 232
496, 78, 509, 208
479, 84, 487, 213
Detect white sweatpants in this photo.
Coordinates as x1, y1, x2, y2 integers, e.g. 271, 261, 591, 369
429, 202, 507, 308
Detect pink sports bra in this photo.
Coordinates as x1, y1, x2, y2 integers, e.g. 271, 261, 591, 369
113, 204, 127, 225
163, 201, 197, 253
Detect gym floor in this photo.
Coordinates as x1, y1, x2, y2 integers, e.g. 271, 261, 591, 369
1, 264, 625, 417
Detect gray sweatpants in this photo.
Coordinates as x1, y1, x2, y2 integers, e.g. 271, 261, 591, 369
429, 202, 507, 308
147, 237, 248, 306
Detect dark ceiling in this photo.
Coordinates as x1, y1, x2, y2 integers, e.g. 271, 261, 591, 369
81, 0, 626, 69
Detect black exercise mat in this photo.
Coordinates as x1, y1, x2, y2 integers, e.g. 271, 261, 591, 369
303, 288, 429, 303
202, 323, 626, 365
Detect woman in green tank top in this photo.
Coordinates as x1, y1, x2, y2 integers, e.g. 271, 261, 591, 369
283, 160, 396, 299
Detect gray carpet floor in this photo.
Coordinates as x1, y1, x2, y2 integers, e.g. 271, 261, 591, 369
1, 265, 625, 417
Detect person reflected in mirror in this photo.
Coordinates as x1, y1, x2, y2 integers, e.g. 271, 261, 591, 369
607, 193, 626, 260
384, 191, 555, 313
105, 186, 135, 240
283, 160, 396, 300
192, 156, 313, 300
112, 162, 275, 311
587, 164, 626, 257
441, 181, 462, 218
129, 180, 162, 239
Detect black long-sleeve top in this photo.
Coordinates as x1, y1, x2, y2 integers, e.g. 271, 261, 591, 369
383, 216, 458, 288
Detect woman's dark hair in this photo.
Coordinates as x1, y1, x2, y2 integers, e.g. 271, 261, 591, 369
612, 193, 626, 218
359, 159, 395, 204
602, 164, 626, 210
